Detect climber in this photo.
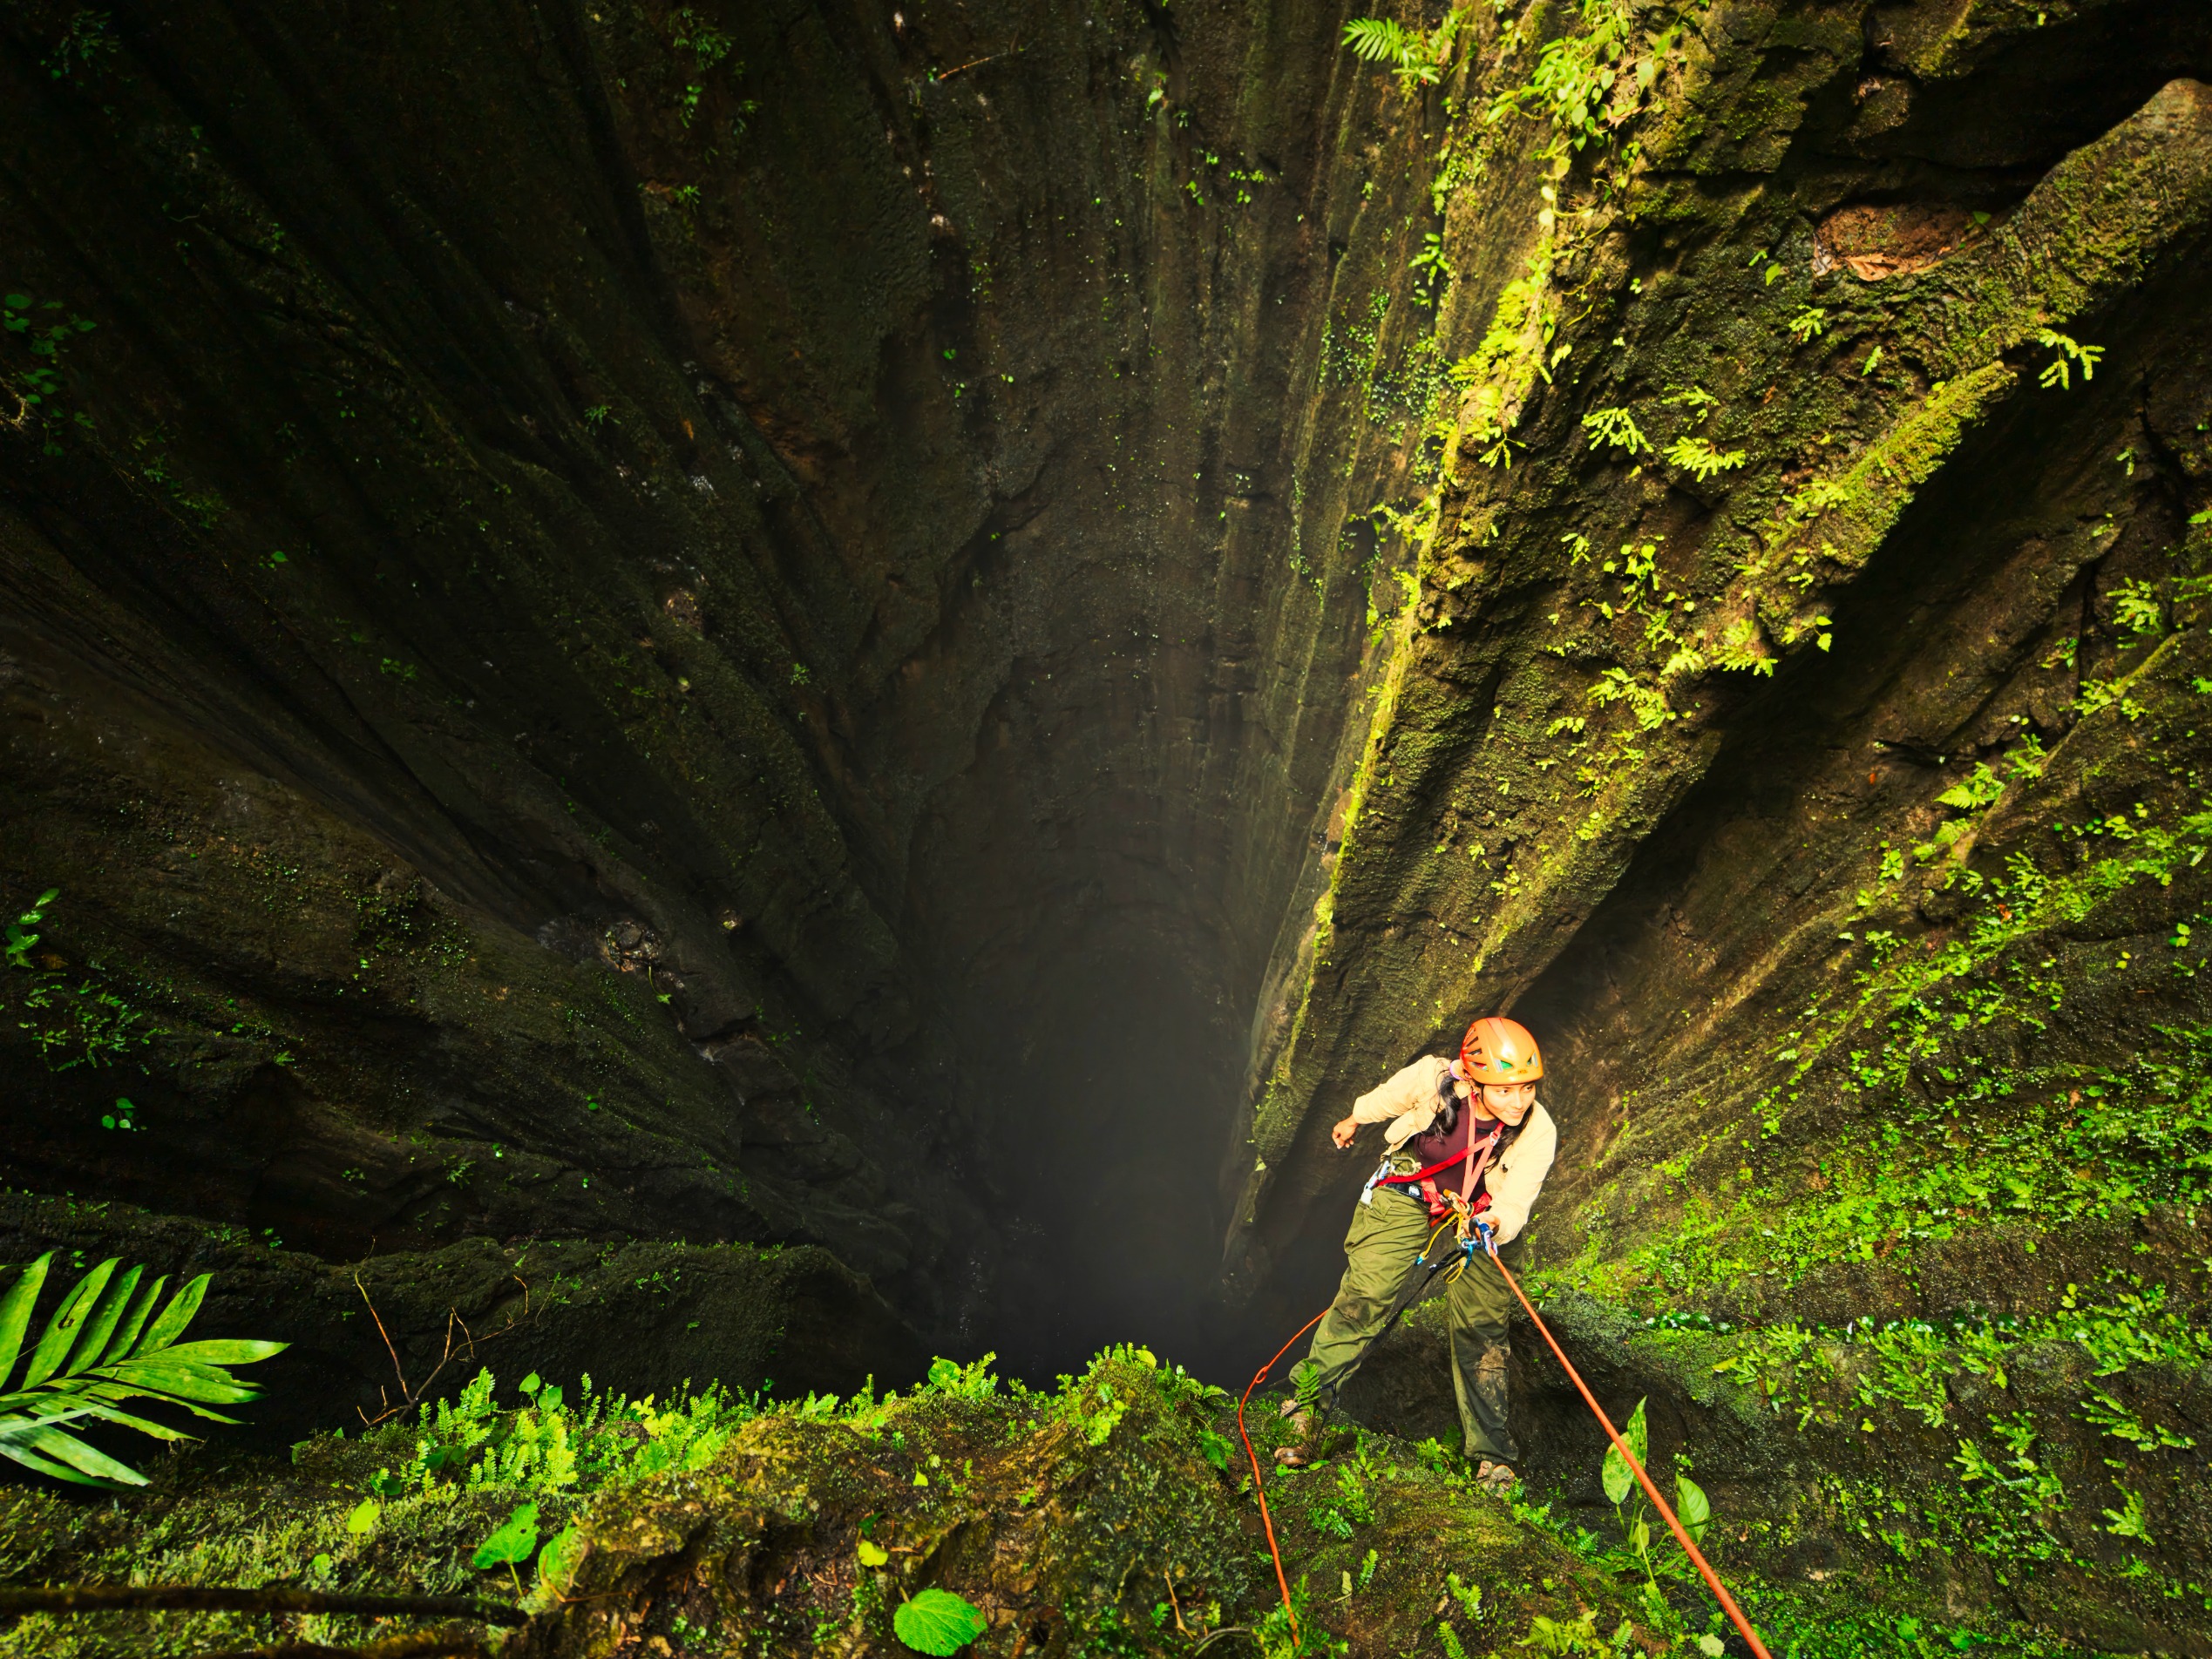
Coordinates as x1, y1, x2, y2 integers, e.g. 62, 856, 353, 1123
1275, 1014, 1556, 1486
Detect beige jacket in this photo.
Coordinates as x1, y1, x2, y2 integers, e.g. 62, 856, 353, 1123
1348, 1055, 1557, 1246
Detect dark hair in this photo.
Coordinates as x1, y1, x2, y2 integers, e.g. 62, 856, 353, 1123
1433, 1066, 1459, 1135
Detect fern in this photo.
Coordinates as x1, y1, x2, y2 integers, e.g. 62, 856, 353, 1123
1341, 17, 1415, 64
1580, 406, 1651, 456
1663, 436, 1747, 481
1788, 305, 1829, 342
2035, 328, 2103, 389
1340, 13, 1462, 91
0, 1252, 284, 1488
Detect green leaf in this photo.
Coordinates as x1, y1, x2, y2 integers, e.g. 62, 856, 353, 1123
1675, 1473, 1711, 1544
473, 1502, 541, 1569
0, 1425, 120, 1486
154, 1337, 288, 1367
1197, 1425, 1235, 1470
95, 1358, 261, 1405
858, 1539, 890, 1568
0, 1255, 52, 1388
101, 1275, 166, 1367
0, 1416, 147, 1487
65, 1263, 141, 1377
892, 1588, 988, 1656
537, 1523, 584, 1590
1600, 1397, 1649, 1507
346, 1498, 380, 1534
132, 1273, 210, 1357
26, 1393, 193, 1441
23, 1260, 117, 1389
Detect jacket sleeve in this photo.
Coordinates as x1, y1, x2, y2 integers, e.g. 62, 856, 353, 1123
1483, 1105, 1557, 1245
1348, 1059, 1443, 1126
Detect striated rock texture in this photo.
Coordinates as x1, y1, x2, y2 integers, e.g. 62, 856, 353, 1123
0, 0, 1405, 1383
8, 0, 2212, 1646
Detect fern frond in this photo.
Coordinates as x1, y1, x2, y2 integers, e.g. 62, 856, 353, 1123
1341, 17, 1415, 64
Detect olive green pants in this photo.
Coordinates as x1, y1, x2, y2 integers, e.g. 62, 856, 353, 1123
1301, 1188, 1517, 1463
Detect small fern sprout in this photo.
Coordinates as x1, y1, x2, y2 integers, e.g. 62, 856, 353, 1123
2035, 328, 2104, 389
1788, 306, 1829, 342
1664, 436, 1748, 481
1581, 406, 1652, 456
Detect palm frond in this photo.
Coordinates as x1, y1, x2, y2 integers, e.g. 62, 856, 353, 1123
1341, 17, 1415, 65
0, 1256, 283, 1489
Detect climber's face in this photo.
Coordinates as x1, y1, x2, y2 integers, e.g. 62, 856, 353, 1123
1476, 1080, 1537, 1125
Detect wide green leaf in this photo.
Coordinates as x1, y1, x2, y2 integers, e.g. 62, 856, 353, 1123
1675, 1473, 1711, 1544
132, 1272, 210, 1357
23, 1259, 117, 1389
44, 1393, 195, 1441
65, 1263, 141, 1377
537, 1524, 585, 1592
473, 1502, 541, 1569
102, 1274, 166, 1365
892, 1588, 988, 1656
1600, 1397, 1649, 1507
7, 1377, 235, 1425
0, 1254, 52, 1388
0, 1420, 118, 1487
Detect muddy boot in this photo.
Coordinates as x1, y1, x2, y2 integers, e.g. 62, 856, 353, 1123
1475, 1459, 1517, 1491
1272, 1401, 1319, 1466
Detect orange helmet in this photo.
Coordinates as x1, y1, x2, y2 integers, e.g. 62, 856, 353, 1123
1459, 1015, 1543, 1085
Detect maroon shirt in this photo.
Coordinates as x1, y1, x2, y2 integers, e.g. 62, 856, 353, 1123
1379, 1084, 1510, 1203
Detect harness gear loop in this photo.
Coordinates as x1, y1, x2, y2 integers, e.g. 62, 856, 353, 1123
1477, 1229, 1775, 1659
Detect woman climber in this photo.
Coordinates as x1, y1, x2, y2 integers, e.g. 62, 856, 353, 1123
1277, 1014, 1557, 1485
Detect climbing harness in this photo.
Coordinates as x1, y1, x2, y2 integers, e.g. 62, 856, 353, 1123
1241, 1187, 1774, 1659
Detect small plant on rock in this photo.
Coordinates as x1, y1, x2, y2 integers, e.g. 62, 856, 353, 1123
1341, 13, 1464, 93
892, 1588, 987, 1655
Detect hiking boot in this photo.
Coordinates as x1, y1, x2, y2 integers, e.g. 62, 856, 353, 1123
1475, 1459, 1517, 1491
1273, 1403, 1319, 1467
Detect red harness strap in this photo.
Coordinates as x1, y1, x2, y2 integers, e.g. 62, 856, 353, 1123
1379, 1122, 1505, 1219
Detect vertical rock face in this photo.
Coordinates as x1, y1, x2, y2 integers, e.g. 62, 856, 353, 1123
1228, 3, 2212, 1274
0, 0, 1457, 1378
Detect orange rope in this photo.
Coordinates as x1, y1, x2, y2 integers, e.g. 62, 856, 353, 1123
1235, 1310, 1327, 1649
1483, 1236, 1774, 1659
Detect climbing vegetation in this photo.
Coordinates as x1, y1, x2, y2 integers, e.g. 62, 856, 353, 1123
1340, 13, 1465, 94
